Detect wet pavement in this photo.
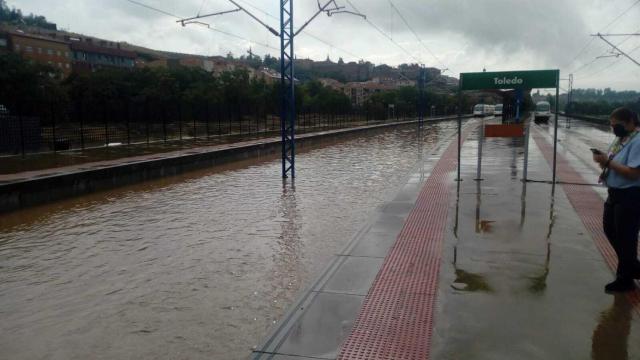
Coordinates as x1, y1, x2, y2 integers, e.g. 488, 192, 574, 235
254, 116, 640, 360
0, 121, 459, 360
433, 118, 640, 359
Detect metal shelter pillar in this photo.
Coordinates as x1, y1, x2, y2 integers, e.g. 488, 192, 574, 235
567, 73, 573, 128
551, 72, 560, 195
418, 67, 426, 127
456, 88, 462, 182
280, 0, 296, 179
515, 89, 523, 123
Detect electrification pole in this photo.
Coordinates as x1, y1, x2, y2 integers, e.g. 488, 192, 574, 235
280, 0, 296, 178
567, 73, 573, 128
279, 0, 364, 178
418, 66, 426, 128
177, 0, 364, 179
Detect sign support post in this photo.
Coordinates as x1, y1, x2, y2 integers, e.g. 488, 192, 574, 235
476, 116, 484, 181
457, 87, 463, 182
523, 123, 530, 181
552, 72, 560, 194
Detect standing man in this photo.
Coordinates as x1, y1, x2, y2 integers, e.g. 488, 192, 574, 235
593, 107, 640, 292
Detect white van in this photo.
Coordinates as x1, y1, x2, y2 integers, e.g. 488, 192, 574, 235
473, 104, 494, 117
534, 101, 551, 123
494, 104, 503, 116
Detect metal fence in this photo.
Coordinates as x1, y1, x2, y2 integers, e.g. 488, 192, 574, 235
0, 100, 452, 156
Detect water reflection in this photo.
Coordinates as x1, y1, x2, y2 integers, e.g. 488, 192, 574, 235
527, 243, 551, 294
451, 267, 493, 293
592, 294, 632, 360
472, 180, 495, 234
526, 195, 554, 294
520, 182, 527, 228
271, 181, 304, 299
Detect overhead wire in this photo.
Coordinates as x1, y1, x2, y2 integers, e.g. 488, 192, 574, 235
387, 0, 450, 72
229, 0, 365, 61
578, 41, 640, 80
602, 0, 640, 31
125, 0, 179, 18
124, 0, 278, 51
566, 0, 640, 73
344, 0, 423, 64
197, 0, 209, 16
574, 25, 640, 77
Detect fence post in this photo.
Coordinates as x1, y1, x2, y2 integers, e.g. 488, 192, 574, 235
228, 105, 231, 135
51, 102, 57, 153
239, 107, 243, 135
79, 100, 85, 150
103, 100, 109, 147
193, 103, 197, 141
254, 106, 258, 134
217, 104, 221, 136
162, 103, 167, 143
145, 100, 150, 146
126, 100, 131, 146
366, 107, 369, 125
206, 102, 210, 139
178, 102, 183, 141
18, 103, 25, 157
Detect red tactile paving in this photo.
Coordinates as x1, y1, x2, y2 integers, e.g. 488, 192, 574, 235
531, 128, 640, 312
337, 126, 474, 360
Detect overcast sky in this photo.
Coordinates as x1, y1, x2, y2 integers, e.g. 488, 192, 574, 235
10, 0, 640, 91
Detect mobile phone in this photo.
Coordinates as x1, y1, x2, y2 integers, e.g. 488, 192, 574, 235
590, 148, 603, 155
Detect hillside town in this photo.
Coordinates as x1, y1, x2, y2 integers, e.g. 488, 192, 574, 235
0, 20, 459, 107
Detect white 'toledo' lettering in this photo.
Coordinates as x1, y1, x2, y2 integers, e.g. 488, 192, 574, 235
493, 77, 524, 86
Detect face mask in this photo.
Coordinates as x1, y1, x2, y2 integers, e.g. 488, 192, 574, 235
613, 124, 629, 138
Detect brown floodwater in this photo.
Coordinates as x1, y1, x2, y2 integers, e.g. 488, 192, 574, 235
0, 122, 457, 360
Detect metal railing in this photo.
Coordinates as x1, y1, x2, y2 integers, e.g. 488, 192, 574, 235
0, 100, 454, 156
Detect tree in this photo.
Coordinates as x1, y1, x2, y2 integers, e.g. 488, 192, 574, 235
0, 52, 64, 113
263, 54, 279, 70
0, 1, 57, 29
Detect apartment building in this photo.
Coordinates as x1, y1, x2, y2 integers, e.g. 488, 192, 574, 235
70, 40, 136, 72
7, 30, 72, 77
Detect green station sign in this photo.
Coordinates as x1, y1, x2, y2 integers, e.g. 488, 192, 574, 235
460, 70, 559, 91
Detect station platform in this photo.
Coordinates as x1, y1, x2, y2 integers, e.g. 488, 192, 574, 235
251, 117, 640, 359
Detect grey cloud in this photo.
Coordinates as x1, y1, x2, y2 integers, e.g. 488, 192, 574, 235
340, 0, 591, 67
7, 0, 640, 90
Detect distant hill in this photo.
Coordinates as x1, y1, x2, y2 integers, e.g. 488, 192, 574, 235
293, 58, 446, 83
0, 0, 56, 30
568, 88, 639, 103
0, 1, 460, 94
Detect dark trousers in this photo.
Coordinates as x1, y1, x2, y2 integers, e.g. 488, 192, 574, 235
603, 187, 640, 279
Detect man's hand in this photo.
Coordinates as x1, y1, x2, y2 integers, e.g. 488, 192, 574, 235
593, 153, 608, 167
